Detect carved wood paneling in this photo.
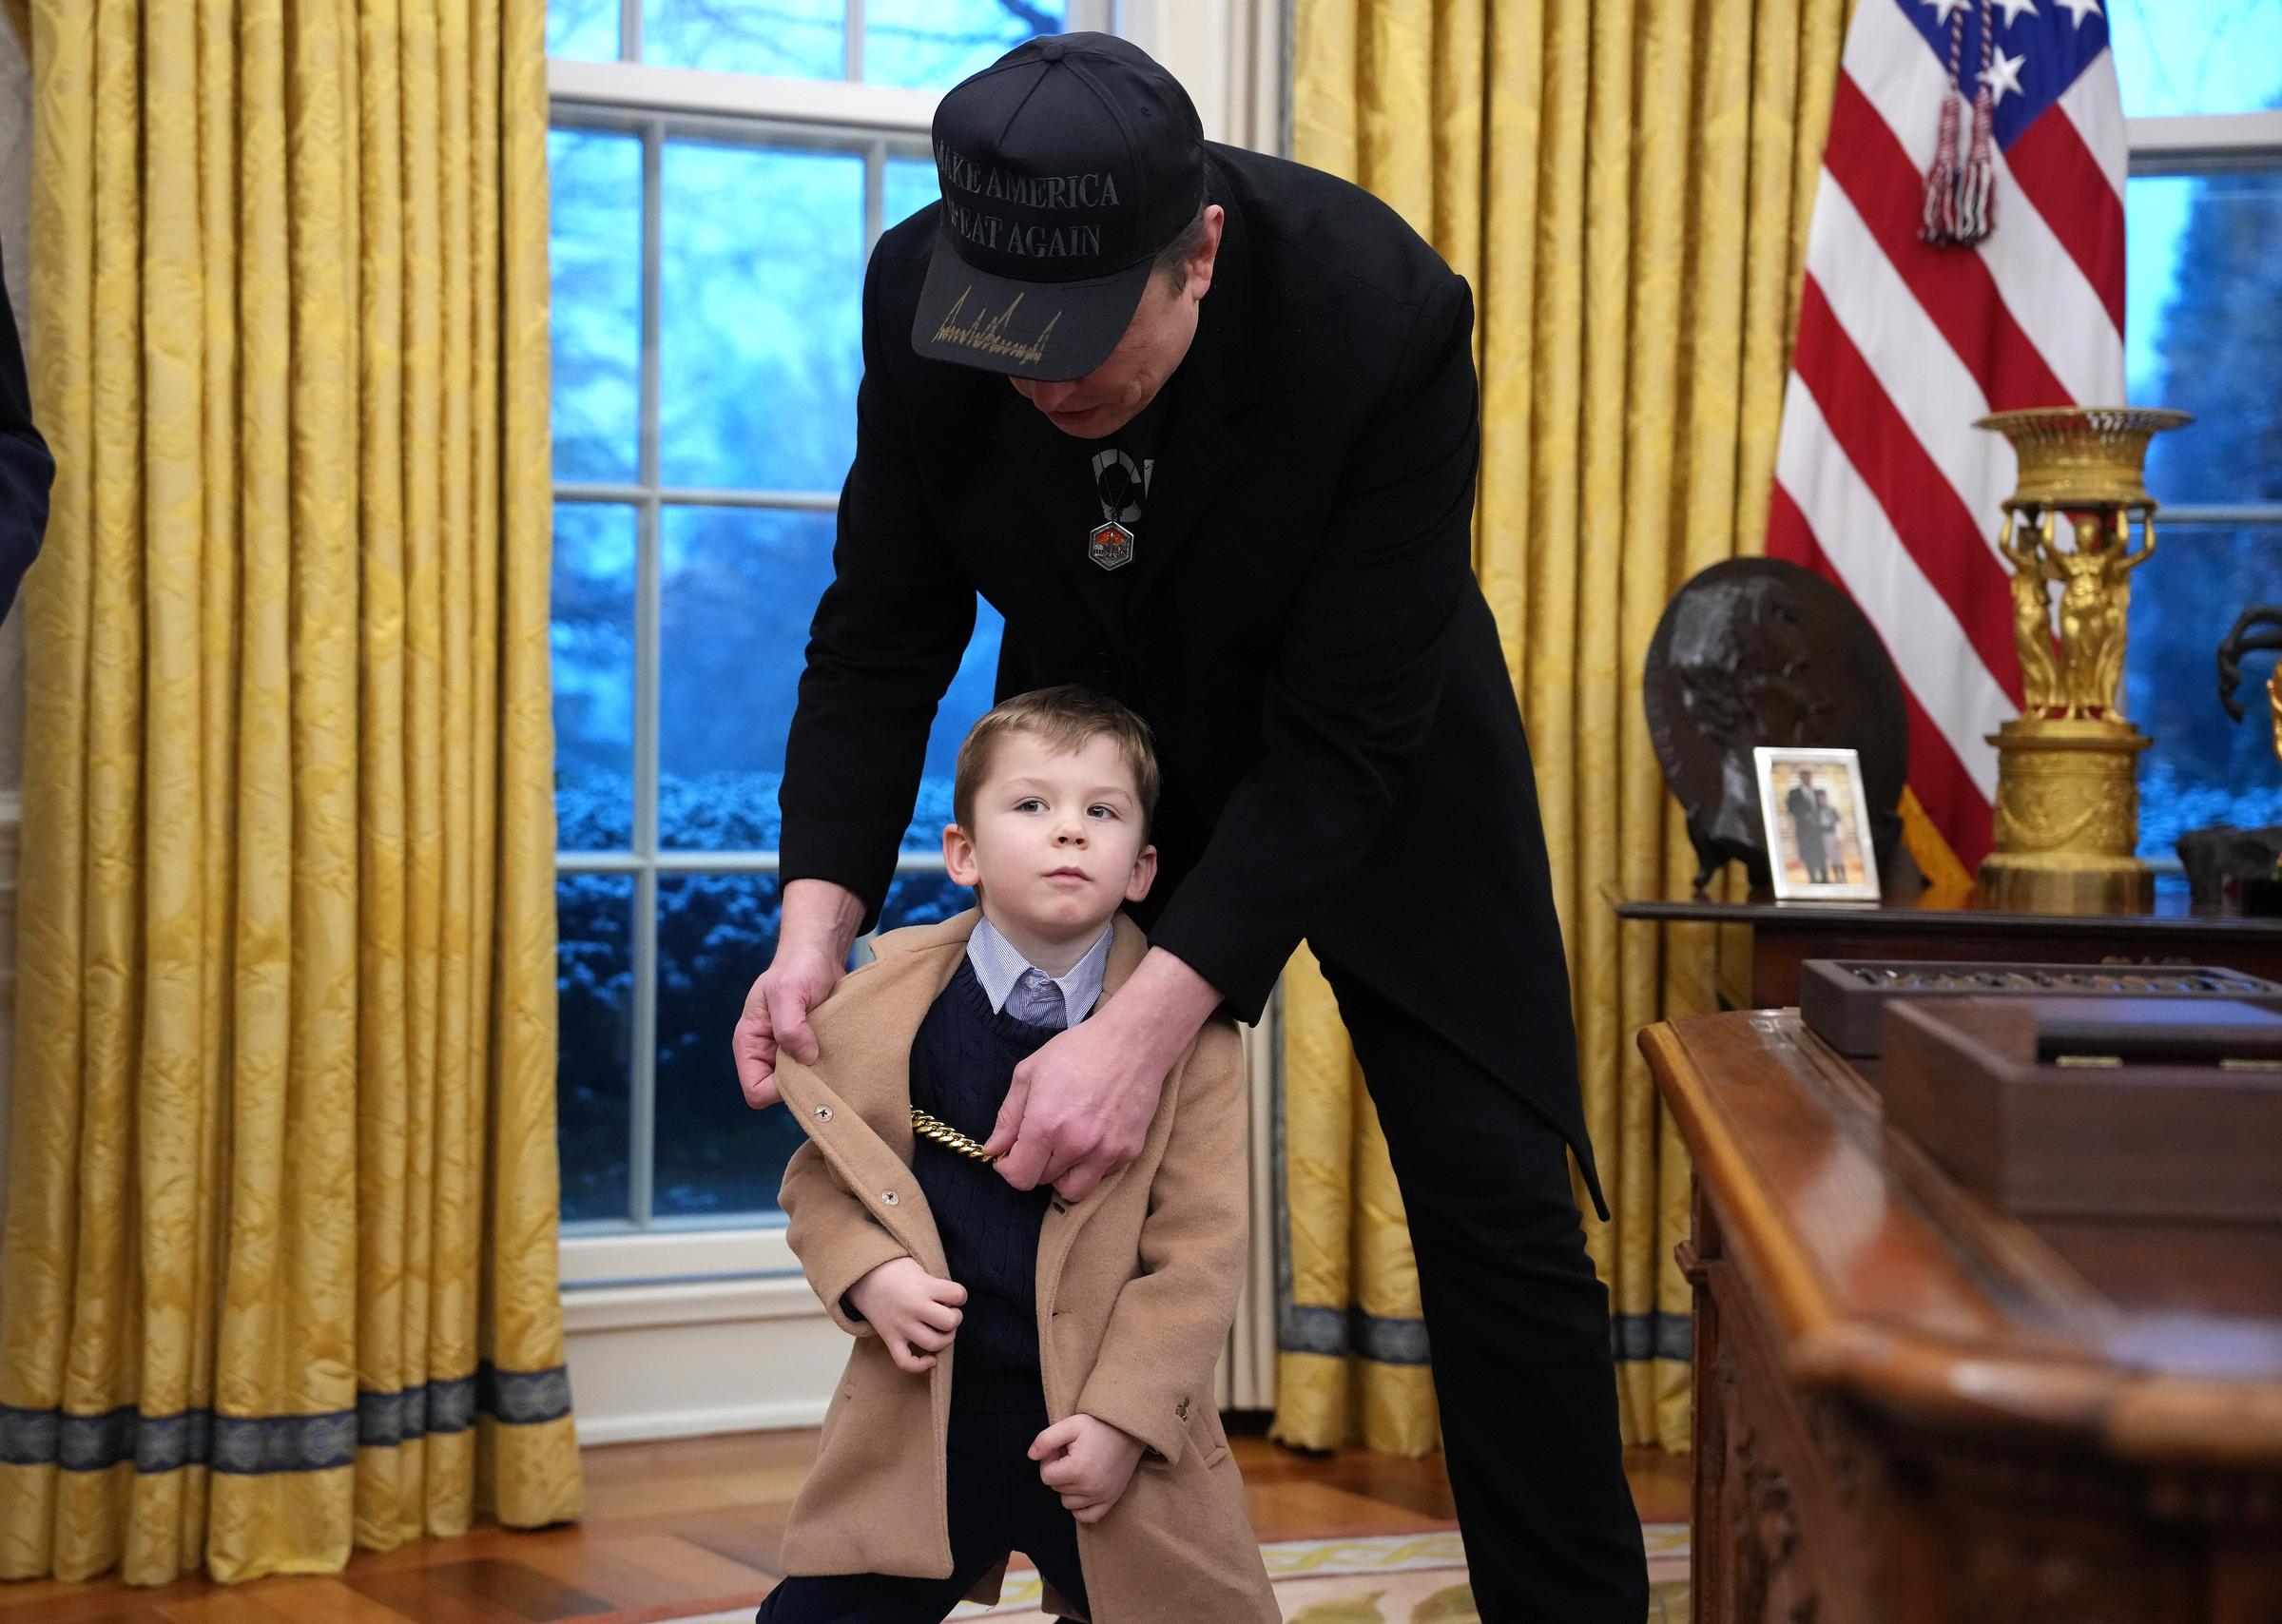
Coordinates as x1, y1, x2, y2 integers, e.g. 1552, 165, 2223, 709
1947, 1520, 2169, 1624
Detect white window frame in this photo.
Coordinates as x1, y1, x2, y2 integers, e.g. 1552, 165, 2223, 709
2123, 106, 2282, 535
549, 0, 1118, 1290
2124, 106, 2282, 870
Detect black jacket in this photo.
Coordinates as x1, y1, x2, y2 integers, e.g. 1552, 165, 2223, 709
783, 145, 1601, 1211
0, 244, 52, 624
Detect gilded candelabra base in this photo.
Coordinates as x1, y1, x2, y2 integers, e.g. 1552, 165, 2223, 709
1979, 715, 2154, 916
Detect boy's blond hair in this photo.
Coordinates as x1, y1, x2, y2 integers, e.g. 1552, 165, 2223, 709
952, 686, 1160, 837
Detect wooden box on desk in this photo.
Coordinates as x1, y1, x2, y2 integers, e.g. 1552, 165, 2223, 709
1880, 996, 2282, 1223
1796, 958, 2282, 1057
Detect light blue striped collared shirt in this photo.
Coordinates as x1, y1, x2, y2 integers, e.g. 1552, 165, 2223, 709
965, 916, 1112, 1031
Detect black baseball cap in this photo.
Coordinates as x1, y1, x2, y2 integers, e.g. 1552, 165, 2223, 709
912, 32, 1207, 382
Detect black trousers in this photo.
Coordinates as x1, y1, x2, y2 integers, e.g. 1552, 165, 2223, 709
1321, 957, 1650, 1623
757, 1407, 1088, 1624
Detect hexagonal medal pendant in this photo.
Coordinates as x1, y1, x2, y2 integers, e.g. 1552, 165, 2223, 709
1088, 519, 1134, 572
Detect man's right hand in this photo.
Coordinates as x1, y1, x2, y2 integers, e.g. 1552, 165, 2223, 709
845, 1256, 967, 1374
732, 878, 867, 1109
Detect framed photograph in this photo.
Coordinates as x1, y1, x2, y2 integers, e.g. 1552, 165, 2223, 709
1753, 746, 1881, 903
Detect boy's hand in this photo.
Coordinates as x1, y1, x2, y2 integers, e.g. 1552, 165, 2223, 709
845, 1257, 966, 1374
1028, 1414, 1148, 1524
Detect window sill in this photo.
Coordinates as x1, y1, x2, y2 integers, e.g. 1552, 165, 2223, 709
560, 1222, 798, 1289
559, 1226, 843, 1443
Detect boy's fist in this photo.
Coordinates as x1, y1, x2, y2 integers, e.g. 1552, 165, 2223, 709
1029, 1414, 1147, 1524
845, 1257, 966, 1375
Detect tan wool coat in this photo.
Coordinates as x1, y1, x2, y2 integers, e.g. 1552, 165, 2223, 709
771, 910, 1278, 1624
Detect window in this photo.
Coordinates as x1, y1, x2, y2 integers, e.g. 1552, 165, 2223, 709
547, 0, 1110, 1237
2112, 0, 2282, 856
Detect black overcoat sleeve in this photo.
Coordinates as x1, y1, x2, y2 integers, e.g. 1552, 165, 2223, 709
778, 247, 976, 928
0, 245, 53, 625
1147, 273, 1481, 1020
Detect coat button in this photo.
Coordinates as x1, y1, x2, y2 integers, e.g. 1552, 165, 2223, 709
813, 1106, 832, 1122
1175, 1399, 1189, 1419
1051, 1198, 1069, 1214
881, 1190, 899, 1206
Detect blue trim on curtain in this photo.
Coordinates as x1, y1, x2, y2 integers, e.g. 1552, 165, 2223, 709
1270, 984, 1295, 1352
1614, 1311, 1692, 1363
1279, 1303, 1434, 1365
0, 1363, 572, 1474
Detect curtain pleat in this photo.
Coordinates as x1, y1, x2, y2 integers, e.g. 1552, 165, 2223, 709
1279, 0, 1850, 1455
0, 0, 580, 1584
1269, 945, 1440, 1456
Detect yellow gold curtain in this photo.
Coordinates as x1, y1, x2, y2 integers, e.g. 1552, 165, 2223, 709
1271, 945, 1440, 1455
0, 0, 580, 1584
1278, 0, 1849, 1455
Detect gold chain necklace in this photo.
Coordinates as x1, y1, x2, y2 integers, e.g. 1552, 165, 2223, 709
910, 1107, 1001, 1165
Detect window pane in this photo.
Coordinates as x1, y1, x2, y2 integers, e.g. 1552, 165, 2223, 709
661, 139, 863, 493
2109, 0, 2282, 119
883, 153, 939, 234
654, 872, 803, 1217
550, 127, 644, 485
878, 868, 973, 934
657, 506, 1004, 854
658, 505, 834, 850
548, 0, 622, 60
643, 0, 844, 79
2129, 170, 2282, 504
2128, 524, 2282, 856
863, 1, 1063, 91
558, 873, 637, 1222
908, 598, 1003, 849
554, 502, 638, 851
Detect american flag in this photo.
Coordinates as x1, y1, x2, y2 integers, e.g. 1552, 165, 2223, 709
1769, 0, 2125, 869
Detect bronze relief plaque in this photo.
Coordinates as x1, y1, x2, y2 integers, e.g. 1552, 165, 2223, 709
1643, 558, 1910, 890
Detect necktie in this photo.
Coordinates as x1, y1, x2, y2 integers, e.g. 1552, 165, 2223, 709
1007, 968, 1066, 1029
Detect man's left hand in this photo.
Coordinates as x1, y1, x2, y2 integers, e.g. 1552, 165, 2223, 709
983, 946, 1222, 1201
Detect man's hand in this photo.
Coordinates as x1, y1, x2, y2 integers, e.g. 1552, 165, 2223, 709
845, 1256, 967, 1375
731, 879, 867, 1109
1029, 1413, 1148, 1524
983, 947, 1223, 1201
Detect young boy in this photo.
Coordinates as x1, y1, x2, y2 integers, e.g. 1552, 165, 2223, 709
760, 687, 1278, 1624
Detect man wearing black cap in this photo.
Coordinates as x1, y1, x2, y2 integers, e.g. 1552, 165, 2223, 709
735, 33, 1648, 1619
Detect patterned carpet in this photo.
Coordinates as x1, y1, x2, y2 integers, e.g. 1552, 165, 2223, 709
620, 1526, 1691, 1624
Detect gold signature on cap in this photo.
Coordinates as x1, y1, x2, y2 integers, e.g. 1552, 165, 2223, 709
934, 287, 1059, 365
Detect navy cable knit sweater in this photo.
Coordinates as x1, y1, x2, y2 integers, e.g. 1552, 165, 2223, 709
908, 959, 1066, 1414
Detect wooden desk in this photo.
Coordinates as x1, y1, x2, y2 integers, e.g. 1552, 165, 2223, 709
1642, 1010, 2282, 1624
1614, 884, 2282, 1010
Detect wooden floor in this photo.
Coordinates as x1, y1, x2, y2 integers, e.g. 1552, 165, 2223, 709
0, 1423, 1689, 1623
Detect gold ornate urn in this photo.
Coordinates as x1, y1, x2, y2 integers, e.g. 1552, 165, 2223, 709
1976, 406, 2191, 915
